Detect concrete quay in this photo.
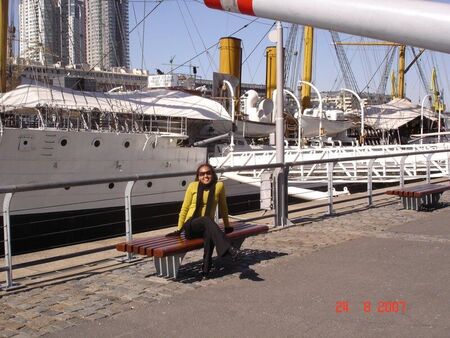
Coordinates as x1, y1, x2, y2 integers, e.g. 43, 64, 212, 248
1, 181, 450, 337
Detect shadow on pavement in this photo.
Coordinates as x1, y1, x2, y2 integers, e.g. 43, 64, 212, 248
171, 249, 288, 283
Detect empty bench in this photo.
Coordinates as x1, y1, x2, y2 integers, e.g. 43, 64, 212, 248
116, 223, 269, 279
386, 183, 450, 210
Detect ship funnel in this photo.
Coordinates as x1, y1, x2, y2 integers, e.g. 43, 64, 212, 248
219, 37, 242, 99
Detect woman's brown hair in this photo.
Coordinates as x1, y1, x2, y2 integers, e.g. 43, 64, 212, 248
195, 163, 218, 183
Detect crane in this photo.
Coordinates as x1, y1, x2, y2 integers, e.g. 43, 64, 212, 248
330, 31, 359, 93
284, 23, 303, 91
431, 67, 445, 113
376, 47, 396, 95
409, 47, 430, 97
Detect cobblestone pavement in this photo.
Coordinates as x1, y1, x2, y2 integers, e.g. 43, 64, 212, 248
1, 191, 449, 337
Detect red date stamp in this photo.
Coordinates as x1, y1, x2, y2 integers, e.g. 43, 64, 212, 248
336, 300, 407, 313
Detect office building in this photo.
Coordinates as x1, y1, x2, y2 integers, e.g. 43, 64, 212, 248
85, 0, 129, 70
19, 0, 85, 66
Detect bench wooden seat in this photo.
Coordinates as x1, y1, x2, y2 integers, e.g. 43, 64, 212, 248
386, 183, 450, 210
116, 223, 269, 278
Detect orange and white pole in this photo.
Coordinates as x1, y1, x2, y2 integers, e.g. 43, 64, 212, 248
204, 0, 450, 54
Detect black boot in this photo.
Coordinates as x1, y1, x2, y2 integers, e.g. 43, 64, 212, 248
227, 246, 240, 260
202, 260, 212, 279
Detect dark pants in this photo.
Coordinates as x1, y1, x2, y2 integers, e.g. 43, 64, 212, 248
184, 216, 232, 273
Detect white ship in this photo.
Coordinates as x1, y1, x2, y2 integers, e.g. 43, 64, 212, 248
0, 82, 271, 251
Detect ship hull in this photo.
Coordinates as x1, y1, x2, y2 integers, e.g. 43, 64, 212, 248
0, 192, 260, 254
0, 128, 261, 253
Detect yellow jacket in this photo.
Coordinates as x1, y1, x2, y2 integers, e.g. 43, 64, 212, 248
177, 181, 230, 230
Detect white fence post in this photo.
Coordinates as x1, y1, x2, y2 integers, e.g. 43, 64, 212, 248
124, 181, 136, 261
327, 162, 335, 215
448, 153, 450, 180
426, 154, 432, 183
260, 170, 274, 211
367, 159, 375, 206
400, 156, 407, 188
282, 166, 290, 226
2, 193, 18, 290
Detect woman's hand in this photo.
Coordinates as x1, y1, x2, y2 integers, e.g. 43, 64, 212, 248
165, 230, 182, 237
224, 227, 234, 234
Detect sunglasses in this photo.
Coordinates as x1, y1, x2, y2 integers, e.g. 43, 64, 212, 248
198, 170, 212, 177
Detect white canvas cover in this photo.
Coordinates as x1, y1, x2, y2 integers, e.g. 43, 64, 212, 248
365, 98, 438, 130
0, 84, 231, 121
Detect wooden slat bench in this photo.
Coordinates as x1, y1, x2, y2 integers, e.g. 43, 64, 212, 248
116, 223, 269, 279
386, 183, 450, 210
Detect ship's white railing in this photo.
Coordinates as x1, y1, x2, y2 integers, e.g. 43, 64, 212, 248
0, 108, 188, 136
210, 143, 450, 184
1, 146, 450, 290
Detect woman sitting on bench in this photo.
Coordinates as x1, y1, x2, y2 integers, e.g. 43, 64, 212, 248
166, 163, 240, 278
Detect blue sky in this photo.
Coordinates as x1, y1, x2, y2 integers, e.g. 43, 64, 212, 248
128, 0, 450, 106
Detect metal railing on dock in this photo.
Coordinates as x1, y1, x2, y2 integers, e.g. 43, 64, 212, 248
1, 147, 450, 290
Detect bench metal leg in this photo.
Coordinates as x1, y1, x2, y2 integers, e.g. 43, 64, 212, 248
420, 193, 442, 210
401, 196, 423, 210
401, 196, 416, 210
154, 253, 186, 279
152, 236, 258, 279
401, 193, 443, 210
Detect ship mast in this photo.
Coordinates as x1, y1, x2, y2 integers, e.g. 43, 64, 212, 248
0, 0, 8, 92
300, 26, 313, 109
397, 45, 406, 98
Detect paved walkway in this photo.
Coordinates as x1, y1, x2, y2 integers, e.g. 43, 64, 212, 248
1, 183, 450, 337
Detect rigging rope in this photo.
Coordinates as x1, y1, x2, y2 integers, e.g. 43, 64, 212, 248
169, 17, 261, 74
242, 21, 276, 65
131, 3, 146, 70
360, 47, 394, 95
376, 46, 396, 95
410, 47, 430, 96
182, 0, 217, 75
175, 0, 207, 77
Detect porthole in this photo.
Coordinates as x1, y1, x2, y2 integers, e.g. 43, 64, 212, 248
108, 183, 114, 189
147, 181, 152, 188
181, 180, 187, 187
60, 139, 68, 146
93, 140, 101, 147
123, 141, 130, 148
23, 140, 28, 146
